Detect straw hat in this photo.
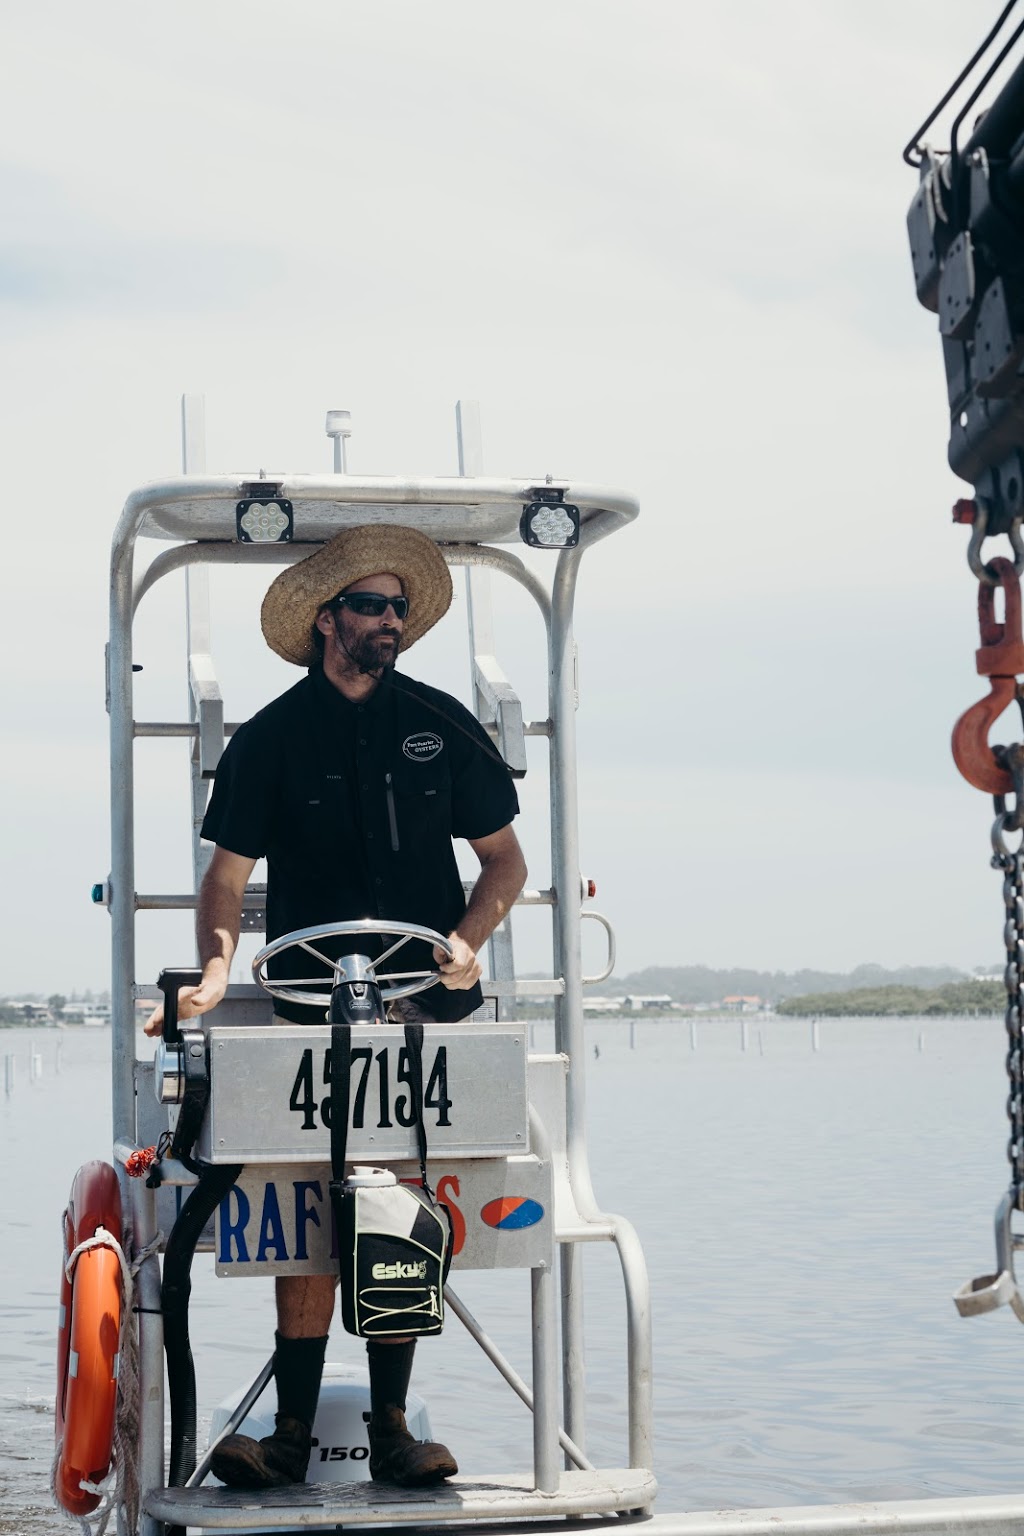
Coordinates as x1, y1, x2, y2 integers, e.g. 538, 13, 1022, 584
261, 525, 453, 666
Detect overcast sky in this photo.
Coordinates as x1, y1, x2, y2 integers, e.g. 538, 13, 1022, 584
1, 1, 1016, 994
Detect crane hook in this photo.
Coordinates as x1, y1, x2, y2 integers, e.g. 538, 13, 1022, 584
951, 558, 1024, 795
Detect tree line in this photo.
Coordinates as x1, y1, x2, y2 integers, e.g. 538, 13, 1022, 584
776, 979, 1004, 1017
604, 962, 970, 1006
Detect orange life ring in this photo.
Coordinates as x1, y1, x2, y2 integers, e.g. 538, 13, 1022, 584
55, 1160, 123, 1517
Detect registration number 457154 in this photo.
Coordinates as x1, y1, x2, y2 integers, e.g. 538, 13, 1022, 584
288, 1044, 452, 1132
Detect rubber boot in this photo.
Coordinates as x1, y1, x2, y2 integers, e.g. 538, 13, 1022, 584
211, 1333, 327, 1490
366, 1339, 458, 1487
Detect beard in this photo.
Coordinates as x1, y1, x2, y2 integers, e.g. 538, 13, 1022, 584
333, 616, 402, 674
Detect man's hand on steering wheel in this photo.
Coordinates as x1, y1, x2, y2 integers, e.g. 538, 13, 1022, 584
143, 963, 229, 1037
434, 932, 481, 990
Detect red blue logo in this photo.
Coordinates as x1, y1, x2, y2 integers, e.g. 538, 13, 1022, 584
480, 1196, 545, 1230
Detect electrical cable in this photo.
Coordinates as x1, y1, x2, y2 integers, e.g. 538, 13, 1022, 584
902, 0, 1019, 166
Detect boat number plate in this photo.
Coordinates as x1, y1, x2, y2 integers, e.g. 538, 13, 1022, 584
199, 1025, 528, 1162
286, 1043, 450, 1131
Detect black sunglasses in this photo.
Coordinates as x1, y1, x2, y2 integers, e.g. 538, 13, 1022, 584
331, 591, 409, 620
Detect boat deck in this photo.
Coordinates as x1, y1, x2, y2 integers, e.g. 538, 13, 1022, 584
145, 1467, 657, 1529
143, 1484, 1024, 1536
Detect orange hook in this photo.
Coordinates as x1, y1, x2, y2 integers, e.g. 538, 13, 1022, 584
952, 677, 1019, 793
952, 557, 1024, 794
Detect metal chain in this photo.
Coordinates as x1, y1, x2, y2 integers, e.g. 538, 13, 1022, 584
992, 799, 1024, 1207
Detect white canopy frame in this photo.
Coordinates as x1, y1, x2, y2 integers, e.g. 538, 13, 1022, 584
104, 400, 652, 1532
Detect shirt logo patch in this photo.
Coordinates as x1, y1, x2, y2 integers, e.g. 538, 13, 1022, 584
402, 732, 444, 762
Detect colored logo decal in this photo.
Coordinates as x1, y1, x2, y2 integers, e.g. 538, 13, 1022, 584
402, 731, 444, 762
480, 1197, 545, 1230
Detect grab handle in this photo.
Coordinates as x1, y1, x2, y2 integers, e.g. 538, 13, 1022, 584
581, 910, 616, 986
157, 968, 203, 1046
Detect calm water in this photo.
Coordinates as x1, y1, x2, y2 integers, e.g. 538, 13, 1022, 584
3, 1015, 1024, 1533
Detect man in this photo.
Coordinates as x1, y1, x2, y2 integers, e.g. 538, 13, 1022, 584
146, 524, 527, 1490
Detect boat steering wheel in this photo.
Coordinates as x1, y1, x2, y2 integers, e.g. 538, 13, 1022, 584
252, 918, 454, 1011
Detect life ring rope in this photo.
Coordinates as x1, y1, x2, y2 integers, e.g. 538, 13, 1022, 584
64, 1223, 132, 1293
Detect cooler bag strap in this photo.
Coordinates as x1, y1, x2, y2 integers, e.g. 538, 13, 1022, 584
329, 1022, 352, 1185
403, 1021, 454, 1282
403, 1022, 431, 1194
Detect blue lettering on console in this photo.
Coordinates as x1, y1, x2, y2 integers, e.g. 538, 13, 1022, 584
218, 1187, 252, 1263
294, 1180, 323, 1261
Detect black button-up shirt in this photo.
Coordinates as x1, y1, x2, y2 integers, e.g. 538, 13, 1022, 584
201, 666, 520, 1023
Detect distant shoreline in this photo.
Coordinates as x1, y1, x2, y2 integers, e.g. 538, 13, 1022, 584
775, 978, 1004, 1018
1, 970, 1005, 1026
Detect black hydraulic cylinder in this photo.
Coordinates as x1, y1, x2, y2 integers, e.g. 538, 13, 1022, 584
966, 53, 1024, 159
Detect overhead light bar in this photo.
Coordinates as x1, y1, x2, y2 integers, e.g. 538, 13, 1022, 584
519, 489, 580, 549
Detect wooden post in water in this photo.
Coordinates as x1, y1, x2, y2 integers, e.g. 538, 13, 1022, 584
629, 1019, 636, 1050
689, 1019, 698, 1052
740, 1018, 748, 1053
812, 1020, 820, 1052
4, 1054, 14, 1096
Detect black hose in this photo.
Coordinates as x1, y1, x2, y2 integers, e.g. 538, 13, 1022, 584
161, 1162, 243, 1487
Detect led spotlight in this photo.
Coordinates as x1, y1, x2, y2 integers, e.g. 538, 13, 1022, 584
519, 496, 580, 549
235, 498, 294, 543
